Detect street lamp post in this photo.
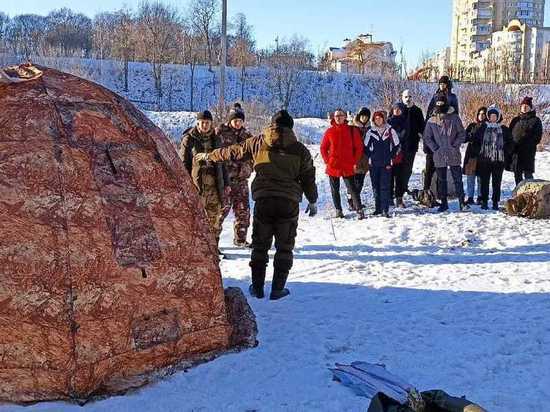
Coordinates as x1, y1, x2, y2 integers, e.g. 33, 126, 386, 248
220, 0, 227, 109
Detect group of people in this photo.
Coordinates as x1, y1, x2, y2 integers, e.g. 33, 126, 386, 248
320, 75, 543, 217
179, 105, 317, 300
177, 75, 543, 300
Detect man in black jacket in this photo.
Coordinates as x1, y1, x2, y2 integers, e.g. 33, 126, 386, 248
196, 110, 318, 300
401, 90, 425, 201
509, 96, 543, 185
426, 76, 459, 119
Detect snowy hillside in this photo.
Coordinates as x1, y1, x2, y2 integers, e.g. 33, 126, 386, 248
3, 54, 548, 123
3, 112, 549, 412
0, 55, 376, 117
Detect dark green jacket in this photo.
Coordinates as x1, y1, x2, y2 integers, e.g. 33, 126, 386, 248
207, 125, 318, 204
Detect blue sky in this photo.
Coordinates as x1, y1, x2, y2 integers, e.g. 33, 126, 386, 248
2, 0, 550, 66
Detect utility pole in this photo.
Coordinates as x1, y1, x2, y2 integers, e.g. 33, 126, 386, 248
220, 0, 227, 108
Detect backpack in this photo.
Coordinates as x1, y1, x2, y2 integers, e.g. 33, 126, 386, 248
411, 189, 437, 208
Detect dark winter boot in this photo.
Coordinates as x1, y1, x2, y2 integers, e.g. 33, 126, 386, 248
437, 198, 449, 213
357, 208, 365, 220
476, 196, 483, 205
248, 284, 264, 298
249, 264, 266, 299
459, 199, 470, 211
382, 211, 392, 218
492, 202, 499, 211
270, 271, 290, 300
481, 201, 489, 210
334, 209, 344, 219
396, 197, 405, 208
466, 196, 475, 205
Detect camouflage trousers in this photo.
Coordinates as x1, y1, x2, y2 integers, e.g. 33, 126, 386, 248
200, 183, 224, 241
222, 179, 251, 243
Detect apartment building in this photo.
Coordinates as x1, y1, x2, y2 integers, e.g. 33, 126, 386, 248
450, 0, 547, 81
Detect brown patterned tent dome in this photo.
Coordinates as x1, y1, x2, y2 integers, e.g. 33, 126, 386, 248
0, 65, 256, 403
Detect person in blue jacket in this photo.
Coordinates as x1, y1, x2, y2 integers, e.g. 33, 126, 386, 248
364, 111, 400, 218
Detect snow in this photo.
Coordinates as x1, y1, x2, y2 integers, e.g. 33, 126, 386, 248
0, 55, 377, 117
3, 114, 550, 412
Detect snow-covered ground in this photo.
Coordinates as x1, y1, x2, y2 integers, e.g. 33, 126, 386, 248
3, 114, 550, 412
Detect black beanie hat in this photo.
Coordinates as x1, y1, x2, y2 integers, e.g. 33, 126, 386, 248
271, 110, 294, 129
439, 75, 450, 85
233, 102, 242, 110
357, 107, 371, 118
228, 108, 245, 122
197, 110, 213, 121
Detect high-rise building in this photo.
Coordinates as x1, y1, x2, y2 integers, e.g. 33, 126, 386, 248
530, 26, 550, 81
450, 0, 546, 75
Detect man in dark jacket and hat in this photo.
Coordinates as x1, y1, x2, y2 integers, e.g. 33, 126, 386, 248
388, 102, 409, 207
179, 110, 229, 250
423, 76, 460, 196
401, 90, 425, 198
426, 76, 459, 119
509, 96, 543, 185
217, 103, 254, 247
195, 110, 318, 301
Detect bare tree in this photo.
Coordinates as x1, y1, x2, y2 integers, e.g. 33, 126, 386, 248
45, 8, 92, 57
0, 13, 9, 53
111, 8, 136, 92
93, 12, 117, 60
189, 0, 219, 71
266, 35, 313, 109
178, 22, 202, 111
229, 13, 255, 101
6, 14, 47, 59
136, 1, 181, 106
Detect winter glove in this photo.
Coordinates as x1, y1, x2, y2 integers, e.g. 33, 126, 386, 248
305, 202, 317, 217
194, 153, 209, 163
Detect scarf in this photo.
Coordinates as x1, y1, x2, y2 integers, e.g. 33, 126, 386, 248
481, 123, 504, 162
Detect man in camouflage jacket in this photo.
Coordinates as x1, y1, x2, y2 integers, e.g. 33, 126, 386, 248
217, 106, 254, 247
178, 110, 229, 250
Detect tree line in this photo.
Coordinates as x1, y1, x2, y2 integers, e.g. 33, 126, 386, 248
0, 1, 315, 107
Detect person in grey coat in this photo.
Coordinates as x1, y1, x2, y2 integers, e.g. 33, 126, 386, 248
423, 94, 467, 212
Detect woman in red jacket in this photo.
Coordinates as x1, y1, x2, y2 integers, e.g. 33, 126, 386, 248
321, 109, 365, 219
